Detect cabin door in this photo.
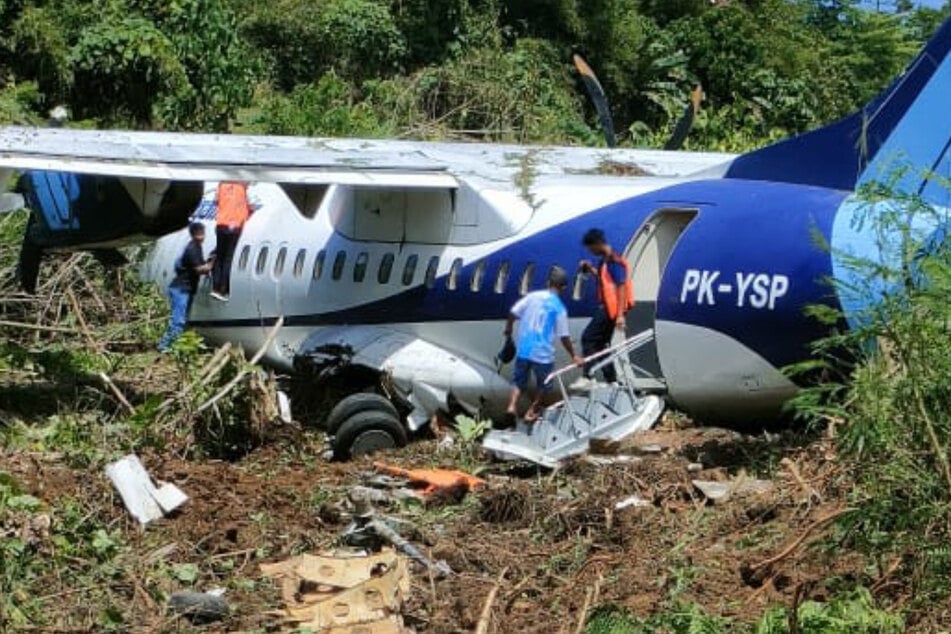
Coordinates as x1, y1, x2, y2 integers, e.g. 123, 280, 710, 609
622, 208, 698, 391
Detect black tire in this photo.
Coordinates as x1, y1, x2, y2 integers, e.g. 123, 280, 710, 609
325, 392, 399, 436
332, 410, 408, 461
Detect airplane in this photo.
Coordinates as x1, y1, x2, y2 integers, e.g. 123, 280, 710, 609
0, 16, 949, 460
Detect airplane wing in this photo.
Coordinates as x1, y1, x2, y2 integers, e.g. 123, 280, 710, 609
0, 127, 457, 188
0, 126, 735, 291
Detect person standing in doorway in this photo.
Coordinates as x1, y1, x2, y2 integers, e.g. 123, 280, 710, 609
577, 228, 634, 385
211, 181, 255, 301
159, 222, 213, 352
503, 266, 584, 424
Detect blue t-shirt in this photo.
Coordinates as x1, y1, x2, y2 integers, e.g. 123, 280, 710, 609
510, 290, 570, 364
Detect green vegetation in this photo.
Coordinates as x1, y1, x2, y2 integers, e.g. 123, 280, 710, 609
788, 169, 951, 618
585, 588, 902, 633
0, 0, 947, 148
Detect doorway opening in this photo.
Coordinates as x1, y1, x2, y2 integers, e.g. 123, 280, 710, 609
623, 208, 698, 390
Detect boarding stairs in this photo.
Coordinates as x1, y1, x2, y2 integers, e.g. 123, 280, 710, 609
482, 330, 665, 468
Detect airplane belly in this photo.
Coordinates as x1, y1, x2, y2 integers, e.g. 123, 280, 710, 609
655, 320, 796, 423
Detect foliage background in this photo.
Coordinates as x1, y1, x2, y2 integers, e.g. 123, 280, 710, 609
0, 0, 947, 150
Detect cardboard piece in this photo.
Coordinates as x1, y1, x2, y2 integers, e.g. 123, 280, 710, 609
261, 549, 412, 633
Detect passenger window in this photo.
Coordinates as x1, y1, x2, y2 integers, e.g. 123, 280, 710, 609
402, 254, 418, 286
424, 256, 439, 289
255, 247, 269, 276
494, 261, 510, 294
572, 267, 587, 300
238, 245, 250, 271
446, 258, 463, 290
519, 262, 535, 295
354, 251, 369, 282
332, 250, 346, 280
313, 250, 326, 280
378, 253, 395, 284
274, 246, 287, 276
470, 260, 487, 292
293, 249, 306, 278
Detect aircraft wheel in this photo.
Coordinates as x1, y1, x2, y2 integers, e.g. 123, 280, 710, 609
325, 392, 399, 435
332, 410, 408, 461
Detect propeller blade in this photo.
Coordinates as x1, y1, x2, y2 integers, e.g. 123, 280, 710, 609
664, 84, 703, 151
573, 53, 617, 148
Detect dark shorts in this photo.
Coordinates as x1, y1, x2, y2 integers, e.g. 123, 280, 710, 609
513, 358, 555, 392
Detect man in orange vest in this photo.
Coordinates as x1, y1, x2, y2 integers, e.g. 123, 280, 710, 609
577, 228, 634, 384
211, 181, 255, 301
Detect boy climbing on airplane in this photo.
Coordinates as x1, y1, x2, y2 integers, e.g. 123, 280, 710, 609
503, 266, 584, 425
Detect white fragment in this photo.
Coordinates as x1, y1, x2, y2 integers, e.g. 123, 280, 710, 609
105, 455, 188, 525
692, 479, 732, 503
687, 462, 703, 473
277, 390, 292, 423
614, 495, 650, 510
585, 454, 643, 466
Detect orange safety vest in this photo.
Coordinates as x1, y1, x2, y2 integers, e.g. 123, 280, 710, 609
216, 182, 250, 230
597, 252, 634, 320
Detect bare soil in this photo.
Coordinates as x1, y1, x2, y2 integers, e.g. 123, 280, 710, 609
2, 413, 873, 633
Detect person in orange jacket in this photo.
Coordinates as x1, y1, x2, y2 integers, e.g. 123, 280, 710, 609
211, 181, 257, 301
577, 228, 634, 384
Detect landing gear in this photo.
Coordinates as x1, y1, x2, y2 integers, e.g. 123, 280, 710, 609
328, 394, 408, 460
325, 392, 399, 436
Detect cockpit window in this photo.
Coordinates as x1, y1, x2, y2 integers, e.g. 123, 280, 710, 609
238, 245, 251, 271
293, 249, 306, 278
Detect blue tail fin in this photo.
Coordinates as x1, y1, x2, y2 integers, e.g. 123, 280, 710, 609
725, 15, 951, 197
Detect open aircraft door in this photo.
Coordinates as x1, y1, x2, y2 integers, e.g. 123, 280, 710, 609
623, 208, 699, 391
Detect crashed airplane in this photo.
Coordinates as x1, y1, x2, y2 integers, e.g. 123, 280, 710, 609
0, 15, 950, 463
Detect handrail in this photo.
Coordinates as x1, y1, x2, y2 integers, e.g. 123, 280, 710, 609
544, 329, 654, 384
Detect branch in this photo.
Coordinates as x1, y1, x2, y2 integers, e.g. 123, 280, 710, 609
475, 567, 508, 634
195, 317, 284, 414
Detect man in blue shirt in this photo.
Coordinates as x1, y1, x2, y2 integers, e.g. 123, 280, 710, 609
503, 266, 583, 423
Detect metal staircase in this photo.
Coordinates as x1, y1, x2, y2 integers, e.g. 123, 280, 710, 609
482, 330, 665, 468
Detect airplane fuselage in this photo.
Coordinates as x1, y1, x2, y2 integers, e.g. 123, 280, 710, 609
143, 166, 851, 427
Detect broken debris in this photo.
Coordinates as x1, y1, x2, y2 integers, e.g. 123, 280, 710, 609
372, 462, 485, 498
614, 495, 651, 510
693, 474, 774, 504
168, 590, 229, 624
104, 455, 187, 525
260, 549, 412, 633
